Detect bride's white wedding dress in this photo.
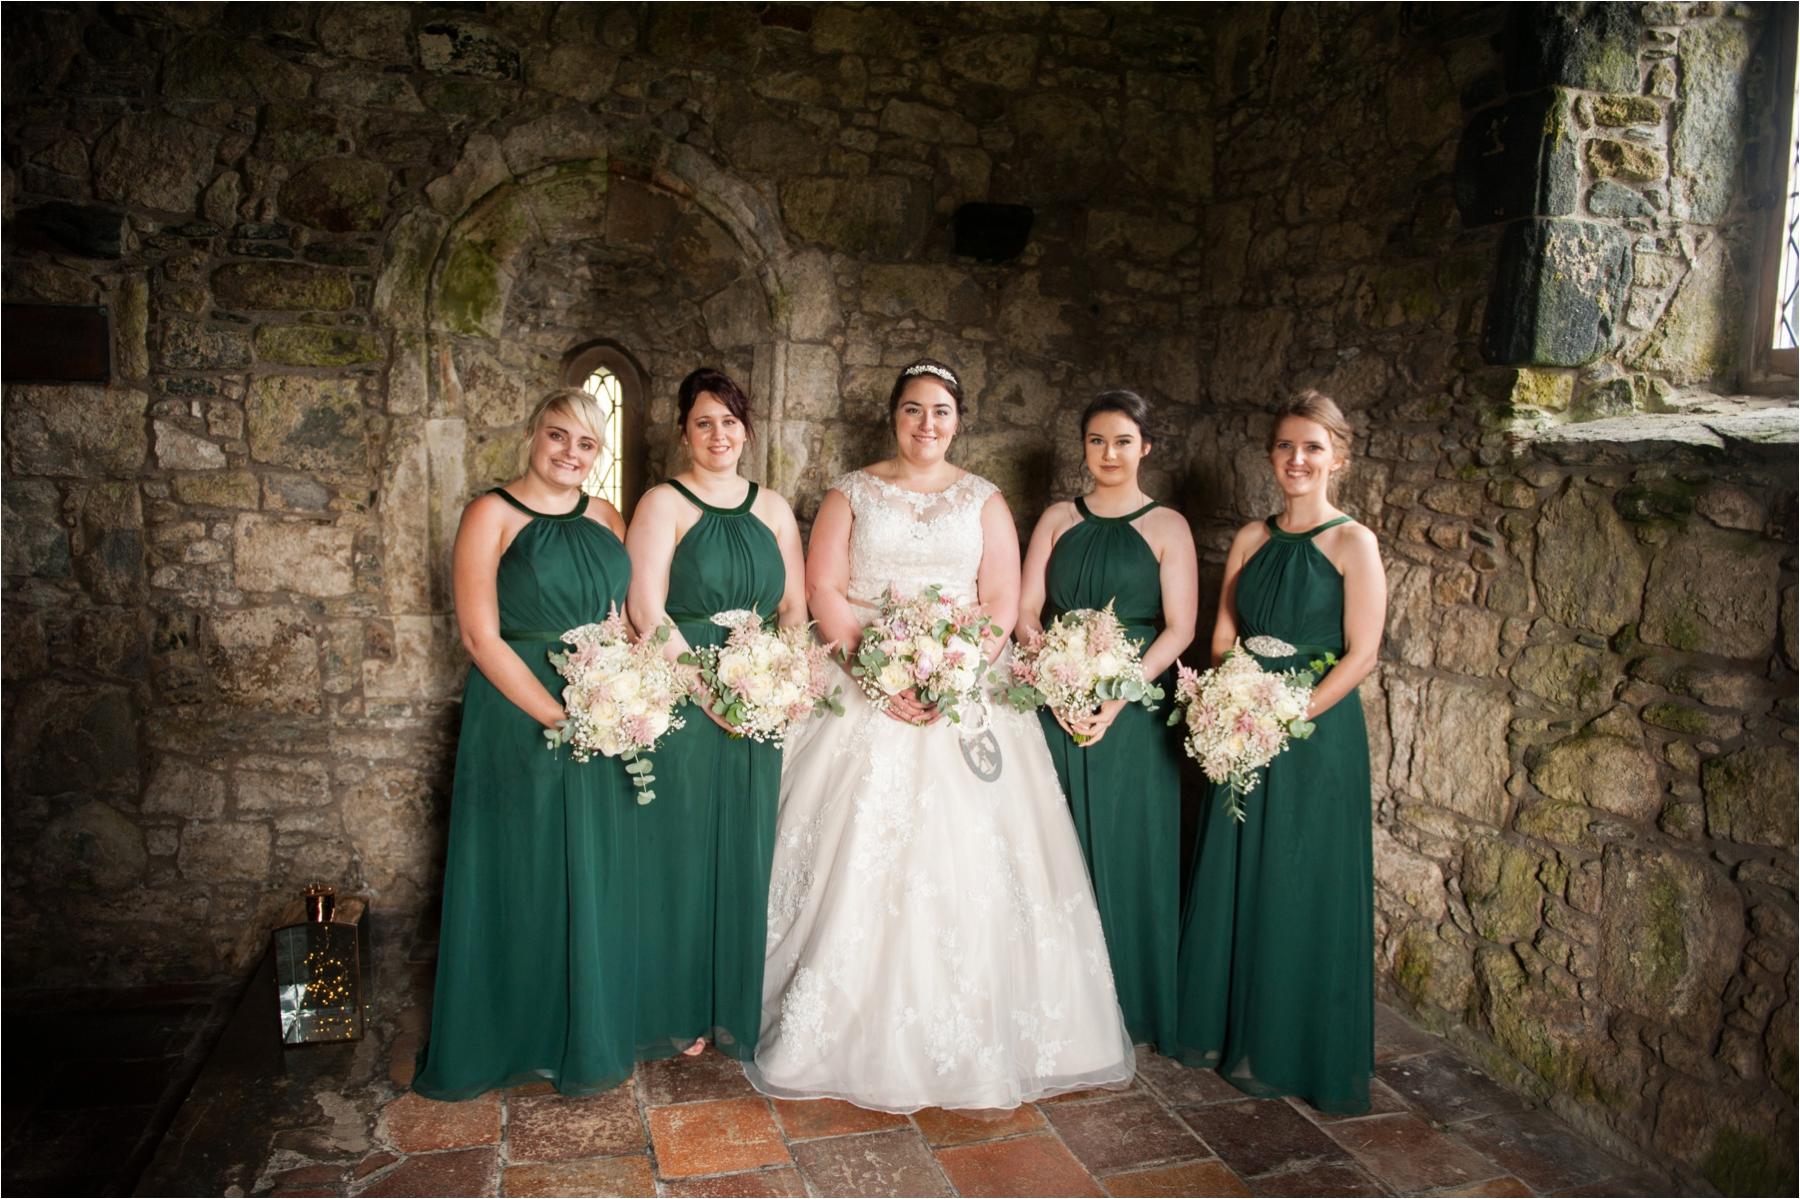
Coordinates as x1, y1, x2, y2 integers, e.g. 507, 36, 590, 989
744, 469, 1135, 1112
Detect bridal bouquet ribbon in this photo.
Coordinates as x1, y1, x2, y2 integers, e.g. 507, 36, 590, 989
848, 584, 1002, 728
1005, 601, 1164, 743
544, 608, 688, 804
679, 610, 844, 745
1166, 639, 1335, 821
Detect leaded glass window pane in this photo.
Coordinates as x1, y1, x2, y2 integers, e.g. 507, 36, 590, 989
1778, 79, 1800, 352
579, 367, 625, 508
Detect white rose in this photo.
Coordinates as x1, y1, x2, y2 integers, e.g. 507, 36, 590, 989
876, 660, 913, 695
1091, 651, 1123, 680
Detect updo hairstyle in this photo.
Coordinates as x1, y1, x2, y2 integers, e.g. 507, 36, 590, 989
1267, 388, 1353, 471
887, 359, 964, 422
677, 367, 755, 441
1080, 389, 1155, 445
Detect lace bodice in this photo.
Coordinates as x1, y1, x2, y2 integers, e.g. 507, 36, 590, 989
833, 470, 999, 608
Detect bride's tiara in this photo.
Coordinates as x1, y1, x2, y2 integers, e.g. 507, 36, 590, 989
903, 363, 958, 387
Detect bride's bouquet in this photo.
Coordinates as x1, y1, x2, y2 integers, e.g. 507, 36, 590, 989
545, 609, 688, 804
679, 610, 843, 745
849, 584, 1002, 727
1166, 641, 1332, 821
1005, 602, 1164, 743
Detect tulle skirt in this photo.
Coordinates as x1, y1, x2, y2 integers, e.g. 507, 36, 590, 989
746, 675, 1136, 1112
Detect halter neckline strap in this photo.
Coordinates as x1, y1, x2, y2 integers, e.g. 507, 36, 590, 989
1265, 514, 1353, 540
1075, 495, 1158, 523
491, 488, 589, 520
668, 478, 758, 515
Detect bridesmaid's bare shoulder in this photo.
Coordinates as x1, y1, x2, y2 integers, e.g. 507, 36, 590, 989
584, 497, 626, 539
1231, 517, 1272, 556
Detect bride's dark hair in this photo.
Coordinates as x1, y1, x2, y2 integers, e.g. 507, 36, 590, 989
887, 358, 964, 420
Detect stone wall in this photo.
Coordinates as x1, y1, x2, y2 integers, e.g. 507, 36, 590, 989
1, 3, 1792, 1190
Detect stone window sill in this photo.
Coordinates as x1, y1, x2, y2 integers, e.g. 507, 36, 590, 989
1527, 396, 1798, 462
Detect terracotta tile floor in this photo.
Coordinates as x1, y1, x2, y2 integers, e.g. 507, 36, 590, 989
292, 1017, 1673, 1197
135, 932, 1690, 1198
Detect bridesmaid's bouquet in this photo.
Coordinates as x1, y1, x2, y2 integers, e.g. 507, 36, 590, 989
679, 610, 844, 745
1166, 641, 1332, 821
849, 584, 1002, 726
1004, 602, 1164, 743
545, 609, 688, 804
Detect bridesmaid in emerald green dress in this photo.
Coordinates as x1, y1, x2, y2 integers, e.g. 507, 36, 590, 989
414, 388, 636, 1100
1173, 389, 1387, 1114
1019, 390, 1198, 1053
626, 368, 807, 1062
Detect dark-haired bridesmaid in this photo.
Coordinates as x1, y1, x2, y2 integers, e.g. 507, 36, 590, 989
1019, 390, 1197, 1053
1172, 389, 1386, 1114
625, 368, 807, 1063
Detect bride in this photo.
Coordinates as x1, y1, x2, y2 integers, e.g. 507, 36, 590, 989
745, 359, 1135, 1112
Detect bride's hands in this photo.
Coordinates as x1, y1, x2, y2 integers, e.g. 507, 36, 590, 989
886, 688, 943, 726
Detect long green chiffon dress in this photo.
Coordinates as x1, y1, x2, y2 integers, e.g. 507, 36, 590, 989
1037, 497, 1181, 1052
414, 489, 637, 1100
1173, 514, 1373, 1114
636, 479, 785, 1061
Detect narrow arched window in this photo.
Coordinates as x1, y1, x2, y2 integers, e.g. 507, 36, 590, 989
562, 341, 645, 518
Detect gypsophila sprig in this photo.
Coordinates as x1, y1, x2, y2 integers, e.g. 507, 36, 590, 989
1006, 602, 1164, 743
1165, 640, 1333, 821
678, 610, 843, 745
848, 584, 1001, 726
545, 608, 689, 804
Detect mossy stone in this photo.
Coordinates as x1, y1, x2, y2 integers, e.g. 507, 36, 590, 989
1702, 747, 1798, 849
254, 325, 384, 367
1703, 1127, 1799, 1197
212, 263, 355, 311
1464, 839, 1545, 942
246, 376, 368, 474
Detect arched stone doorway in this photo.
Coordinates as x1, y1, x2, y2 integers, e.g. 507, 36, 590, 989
366, 117, 841, 699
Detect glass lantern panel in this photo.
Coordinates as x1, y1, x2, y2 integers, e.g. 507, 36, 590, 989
274, 922, 363, 1044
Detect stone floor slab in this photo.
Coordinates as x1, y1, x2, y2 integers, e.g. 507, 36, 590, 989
647, 1098, 790, 1179
1102, 1157, 1251, 1196
1454, 1107, 1627, 1193
1432, 1176, 1535, 1196
910, 1103, 1046, 1147
1176, 1098, 1349, 1178
1247, 1159, 1388, 1196
769, 1097, 909, 1141
356, 1146, 498, 1196
505, 1083, 643, 1163
1549, 1174, 1668, 1196
635, 1050, 760, 1107
1131, 1046, 1249, 1106
788, 1126, 952, 1196
1039, 1081, 1139, 1104
1374, 1004, 1446, 1062
1376, 1050, 1531, 1125
1287, 1077, 1408, 1123
657, 1167, 808, 1196
501, 1153, 656, 1197
382, 1090, 500, 1153
1041, 1093, 1207, 1174
1325, 1112, 1504, 1193
935, 1132, 1105, 1198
